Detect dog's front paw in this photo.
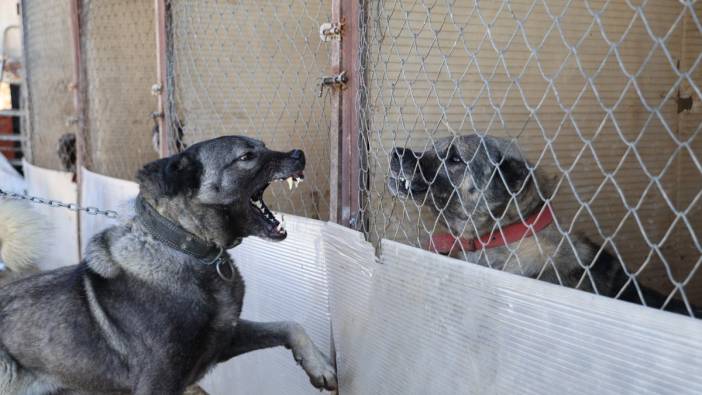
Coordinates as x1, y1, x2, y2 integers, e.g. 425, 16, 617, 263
288, 324, 338, 391
297, 347, 337, 391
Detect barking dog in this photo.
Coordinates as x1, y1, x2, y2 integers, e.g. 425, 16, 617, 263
0, 136, 336, 394
389, 134, 696, 315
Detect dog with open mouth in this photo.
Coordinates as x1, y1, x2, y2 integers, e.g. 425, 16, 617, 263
0, 136, 337, 394
388, 134, 698, 316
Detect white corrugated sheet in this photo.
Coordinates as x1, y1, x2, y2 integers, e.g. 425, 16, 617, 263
341, 239, 702, 394
0, 153, 24, 193
79, 167, 139, 248
22, 160, 78, 269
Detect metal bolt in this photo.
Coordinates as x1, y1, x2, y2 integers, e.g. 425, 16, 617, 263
151, 83, 162, 95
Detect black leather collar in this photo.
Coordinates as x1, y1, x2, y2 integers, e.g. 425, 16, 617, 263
134, 197, 242, 283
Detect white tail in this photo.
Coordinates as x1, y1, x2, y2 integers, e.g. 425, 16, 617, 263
0, 200, 51, 273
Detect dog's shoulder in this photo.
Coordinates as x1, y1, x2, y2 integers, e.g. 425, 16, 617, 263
84, 225, 131, 279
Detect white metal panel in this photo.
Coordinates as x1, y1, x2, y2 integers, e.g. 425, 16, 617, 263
22, 159, 78, 269
201, 215, 334, 395
335, 239, 702, 395
0, 152, 24, 193
323, 222, 377, 393
79, 167, 138, 252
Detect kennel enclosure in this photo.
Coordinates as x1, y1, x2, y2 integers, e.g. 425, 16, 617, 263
16, 0, 702, 394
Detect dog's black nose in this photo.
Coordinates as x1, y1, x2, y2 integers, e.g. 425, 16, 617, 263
290, 149, 304, 159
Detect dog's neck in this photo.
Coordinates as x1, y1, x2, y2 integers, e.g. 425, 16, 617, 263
136, 194, 241, 253
139, 193, 242, 249
452, 172, 551, 238
135, 196, 228, 261
431, 204, 554, 254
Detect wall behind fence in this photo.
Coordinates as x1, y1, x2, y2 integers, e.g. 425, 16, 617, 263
359, 0, 702, 304
21, 0, 75, 170
80, 0, 158, 180
168, 0, 332, 220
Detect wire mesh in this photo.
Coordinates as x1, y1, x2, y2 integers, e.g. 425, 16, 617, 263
167, 0, 332, 220
21, 0, 76, 171
358, 0, 702, 315
79, 0, 159, 180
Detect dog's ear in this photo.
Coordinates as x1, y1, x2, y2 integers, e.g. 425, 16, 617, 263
479, 138, 530, 194
136, 152, 202, 198
498, 155, 530, 193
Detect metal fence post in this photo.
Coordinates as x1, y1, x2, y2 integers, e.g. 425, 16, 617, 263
18, 0, 33, 164
68, 0, 86, 255
155, 0, 170, 158
69, 0, 86, 175
330, 0, 365, 228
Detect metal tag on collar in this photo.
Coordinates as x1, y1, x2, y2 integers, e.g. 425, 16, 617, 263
209, 248, 236, 283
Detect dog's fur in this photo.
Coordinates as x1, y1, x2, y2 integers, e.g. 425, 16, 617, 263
0, 136, 337, 394
389, 134, 696, 315
0, 200, 49, 283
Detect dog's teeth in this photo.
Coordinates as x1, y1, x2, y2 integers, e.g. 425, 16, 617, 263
293, 179, 300, 188
404, 179, 410, 190
287, 177, 294, 190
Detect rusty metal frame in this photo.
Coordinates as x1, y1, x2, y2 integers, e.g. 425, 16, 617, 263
69, 0, 87, 174
68, 0, 86, 254
155, 0, 170, 158
330, 0, 366, 228
18, 0, 33, 164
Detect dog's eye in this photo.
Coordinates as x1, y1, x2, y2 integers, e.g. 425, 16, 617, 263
449, 154, 463, 164
238, 153, 254, 161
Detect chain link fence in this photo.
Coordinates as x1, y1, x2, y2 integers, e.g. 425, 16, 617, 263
167, 0, 332, 220
359, 0, 702, 314
21, 0, 76, 170
79, 0, 159, 180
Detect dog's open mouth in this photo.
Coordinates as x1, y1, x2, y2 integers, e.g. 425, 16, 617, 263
249, 171, 304, 240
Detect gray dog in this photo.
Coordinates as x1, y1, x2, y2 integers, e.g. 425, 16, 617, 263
389, 134, 697, 316
0, 136, 337, 394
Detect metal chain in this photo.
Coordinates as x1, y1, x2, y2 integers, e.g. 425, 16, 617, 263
0, 188, 120, 219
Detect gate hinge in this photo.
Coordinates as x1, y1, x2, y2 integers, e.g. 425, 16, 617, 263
319, 71, 348, 97
319, 22, 343, 42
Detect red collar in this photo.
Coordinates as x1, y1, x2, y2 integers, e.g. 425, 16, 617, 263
428, 205, 554, 255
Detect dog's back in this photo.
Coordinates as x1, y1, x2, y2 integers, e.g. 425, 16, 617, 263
587, 240, 699, 316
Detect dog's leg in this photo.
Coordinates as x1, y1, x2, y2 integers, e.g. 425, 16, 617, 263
131, 370, 187, 395
223, 319, 337, 391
